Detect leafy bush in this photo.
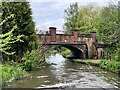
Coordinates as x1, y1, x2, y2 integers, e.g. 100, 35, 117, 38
1, 63, 26, 86
74, 59, 120, 74
20, 50, 36, 71
20, 49, 47, 71
99, 60, 108, 69
61, 48, 72, 58
99, 60, 120, 73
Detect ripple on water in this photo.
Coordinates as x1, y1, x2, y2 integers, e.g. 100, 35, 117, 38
36, 76, 49, 79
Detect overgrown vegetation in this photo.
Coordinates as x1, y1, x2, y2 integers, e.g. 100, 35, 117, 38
1, 63, 27, 86
61, 47, 72, 58
73, 60, 120, 74
19, 48, 48, 71
99, 60, 120, 73
0, 1, 48, 86
64, 2, 120, 61
1, 1, 37, 61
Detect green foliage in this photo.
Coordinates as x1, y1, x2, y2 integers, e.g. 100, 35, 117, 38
20, 49, 47, 71
64, 3, 98, 32
99, 60, 120, 73
20, 50, 36, 71
99, 60, 108, 69
64, 3, 120, 61
0, 25, 24, 55
61, 47, 72, 58
1, 1, 37, 61
74, 59, 120, 73
64, 2, 79, 31
1, 63, 26, 86
74, 59, 99, 66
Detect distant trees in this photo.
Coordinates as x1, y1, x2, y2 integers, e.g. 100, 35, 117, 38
94, 5, 119, 61
64, 2, 120, 61
64, 3, 98, 33
1, 1, 37, 61
64, 3, 79, 32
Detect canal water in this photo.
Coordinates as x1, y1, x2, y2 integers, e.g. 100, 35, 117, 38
5, 53, 120, 89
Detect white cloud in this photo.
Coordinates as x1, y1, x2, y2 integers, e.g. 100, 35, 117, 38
30, 0, 119, 31
30, 2, 68, 30
37, 18, 64, 30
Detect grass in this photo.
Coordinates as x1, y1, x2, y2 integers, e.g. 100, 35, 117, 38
1, 62, 27, 86
1, 49, 53, 86
73, 59, 120, 74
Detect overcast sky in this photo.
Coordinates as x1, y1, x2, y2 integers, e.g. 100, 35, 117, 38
28, 0, 119, 32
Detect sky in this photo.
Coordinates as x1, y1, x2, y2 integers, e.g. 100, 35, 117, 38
28, 0, 119, 33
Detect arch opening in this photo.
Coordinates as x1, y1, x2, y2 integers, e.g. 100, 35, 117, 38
56, 45, 85, 59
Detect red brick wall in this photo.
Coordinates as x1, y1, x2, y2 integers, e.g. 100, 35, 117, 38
61, 35, 65, 42
46, 36, 51, 43
56, 35, 61, 42
65, 36, 70, 42
51, 29, 56, 42
73, 31, 78, 42
70, 36, 74, 43
41, 36, 45, 43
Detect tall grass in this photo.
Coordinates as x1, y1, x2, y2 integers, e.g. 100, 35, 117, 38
73, 59, 120, 74
1, 63, 27, 86
99, 60, 120, 74
19, 49, 48, 71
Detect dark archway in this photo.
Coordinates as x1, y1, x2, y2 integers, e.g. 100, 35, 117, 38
85, 44, 88, 59
59, 45, 84, 59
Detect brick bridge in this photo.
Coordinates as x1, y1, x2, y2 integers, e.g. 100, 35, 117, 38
37, 27, 105, 59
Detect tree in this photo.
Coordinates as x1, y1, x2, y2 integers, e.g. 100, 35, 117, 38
64, 2, 120, 61
64, 3, 79, 32
0, 25, 24, 55
95, 5, 119, 42
64, 3, 99, 33
77, 5, 98, 33
0, 12, 24, 61
93, 4, 119, 61
2, 1, 37, 61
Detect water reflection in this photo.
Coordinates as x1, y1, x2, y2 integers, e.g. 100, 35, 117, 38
5, 53, 120, 89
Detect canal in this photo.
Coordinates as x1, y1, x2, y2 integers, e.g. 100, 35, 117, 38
5, 53, 120, 89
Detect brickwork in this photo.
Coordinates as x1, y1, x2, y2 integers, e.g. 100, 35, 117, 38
38, 27, 104, 59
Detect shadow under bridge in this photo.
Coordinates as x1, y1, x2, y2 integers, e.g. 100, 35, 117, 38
56, 44, 88, 59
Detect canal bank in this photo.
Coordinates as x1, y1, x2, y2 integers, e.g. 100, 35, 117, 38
3, 53, 120, 89
1, 46, 53, 87
73, 59, 120, 74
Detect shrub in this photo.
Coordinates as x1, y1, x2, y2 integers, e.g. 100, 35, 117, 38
20, 50, 36, 71
99, 60, 120, 73
61, 49, 72, 57
1, 63, 26, 86
20, 49, 47, 71
99, 60, 108, 69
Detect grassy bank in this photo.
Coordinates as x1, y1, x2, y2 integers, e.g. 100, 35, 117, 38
73, 59, 120, 74
1, 46, 52, 86
1, 63, 27, 86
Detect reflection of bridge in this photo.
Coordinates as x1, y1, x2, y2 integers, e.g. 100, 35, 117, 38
37, 27, 105, 59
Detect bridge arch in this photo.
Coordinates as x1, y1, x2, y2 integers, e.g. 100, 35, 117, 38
57, 44, 88, 59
